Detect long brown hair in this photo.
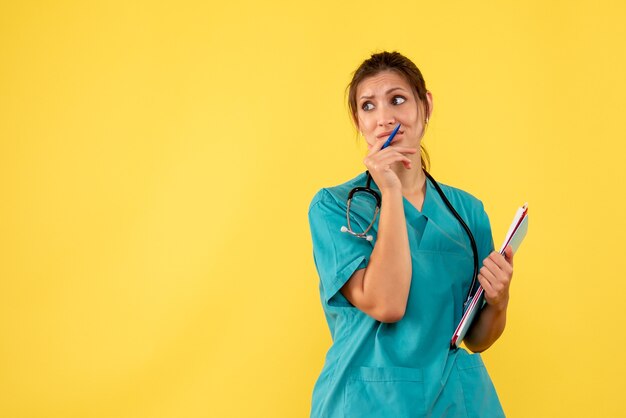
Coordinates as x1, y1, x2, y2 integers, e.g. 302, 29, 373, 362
347, 51, 431, 170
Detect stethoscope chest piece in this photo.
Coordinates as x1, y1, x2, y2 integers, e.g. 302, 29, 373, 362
340, 173, 381, 241
340, 170, 481, 316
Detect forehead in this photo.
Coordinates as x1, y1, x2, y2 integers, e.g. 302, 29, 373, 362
356, 70, 413, 98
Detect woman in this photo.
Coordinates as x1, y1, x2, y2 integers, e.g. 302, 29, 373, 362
308, 51, 514, 417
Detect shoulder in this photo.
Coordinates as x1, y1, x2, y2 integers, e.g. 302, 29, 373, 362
433, 178, 495, 254
434, 179, 490, 227
436, 181, 485, 211
308, 172, 369, 214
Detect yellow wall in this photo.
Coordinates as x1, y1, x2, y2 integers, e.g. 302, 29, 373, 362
1, 1, 625, 417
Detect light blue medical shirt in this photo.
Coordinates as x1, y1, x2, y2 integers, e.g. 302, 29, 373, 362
308, 172, 505, 418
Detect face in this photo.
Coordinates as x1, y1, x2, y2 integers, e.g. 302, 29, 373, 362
355, 70, 432, 149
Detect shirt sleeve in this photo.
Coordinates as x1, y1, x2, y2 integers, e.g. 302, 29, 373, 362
308, 189, 375, 307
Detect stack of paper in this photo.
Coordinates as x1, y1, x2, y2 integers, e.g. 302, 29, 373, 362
498, 203, 529, 254
450, 203, 529, 349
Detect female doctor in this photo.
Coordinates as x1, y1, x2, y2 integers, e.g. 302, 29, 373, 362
308, 51, 514, 417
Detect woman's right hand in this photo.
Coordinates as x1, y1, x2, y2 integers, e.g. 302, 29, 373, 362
363, 137, 417, 192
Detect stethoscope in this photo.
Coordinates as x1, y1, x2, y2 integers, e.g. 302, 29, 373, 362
340, 169, 480, 311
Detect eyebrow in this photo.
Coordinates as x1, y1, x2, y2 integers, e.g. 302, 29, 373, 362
359, 87, 408, 100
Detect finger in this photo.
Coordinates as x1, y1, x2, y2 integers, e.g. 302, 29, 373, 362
377, 153, 413, 167
479, 265, 498, 288
479, 274, 508, 308
369, 152, 413, 172
383, 146, 418, 153
368, 138, 418, 156
488, 251, 513, 274
371, 147, 418, 159
384, 157, 412, 171
483, 257, 510, 288
504, 245, 514, 268
366, 137, 391, 156
482, 257, 503, 277
477, 273, 495, 299
480, 270, 506, 302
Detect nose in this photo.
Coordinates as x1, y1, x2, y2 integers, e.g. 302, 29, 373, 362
377, 106, 397, 127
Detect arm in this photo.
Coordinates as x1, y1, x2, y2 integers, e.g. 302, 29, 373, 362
339, 137, 417, 323
464, 246, 514, 352
340, 188, 412, 322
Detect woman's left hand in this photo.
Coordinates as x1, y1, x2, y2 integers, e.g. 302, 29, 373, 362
477, 246, 514, 312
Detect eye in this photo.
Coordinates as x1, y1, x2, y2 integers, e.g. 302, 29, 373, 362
392, 95, 406, 105
361, 101, 374, 111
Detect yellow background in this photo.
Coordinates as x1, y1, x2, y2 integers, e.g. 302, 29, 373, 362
1, 1, 625, 417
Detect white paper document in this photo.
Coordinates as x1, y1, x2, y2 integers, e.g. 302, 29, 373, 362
450, 203, 529, 349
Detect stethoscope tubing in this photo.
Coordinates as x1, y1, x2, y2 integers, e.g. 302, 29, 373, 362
345, 170, 479, 310
423, 170, 479, 308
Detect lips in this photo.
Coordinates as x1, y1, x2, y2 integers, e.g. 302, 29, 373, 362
377, 130, 404, 139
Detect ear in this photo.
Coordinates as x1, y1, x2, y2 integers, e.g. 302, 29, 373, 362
426, 91, 434, 120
